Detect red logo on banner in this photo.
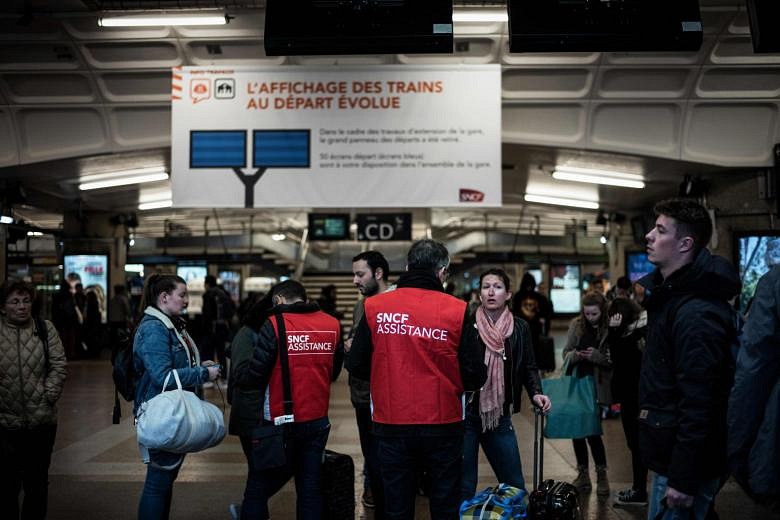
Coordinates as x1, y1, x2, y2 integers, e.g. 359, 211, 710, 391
459, 189, 485, 202
190, 79, 211, 104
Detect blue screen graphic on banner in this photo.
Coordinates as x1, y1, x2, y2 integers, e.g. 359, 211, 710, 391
190, 130, 247, 168
253, 130, 310, 168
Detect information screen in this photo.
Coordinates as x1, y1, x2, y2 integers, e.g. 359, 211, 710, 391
190, 130, 247, 168
626, 252, 655, 282
253, 130, 310, 168
550, 263, 581, 313
308, 214, 350, 240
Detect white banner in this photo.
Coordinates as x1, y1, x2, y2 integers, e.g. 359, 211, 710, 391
171, 65, 501, 208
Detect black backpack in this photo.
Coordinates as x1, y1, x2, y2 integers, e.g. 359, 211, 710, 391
111, 329, 135, 423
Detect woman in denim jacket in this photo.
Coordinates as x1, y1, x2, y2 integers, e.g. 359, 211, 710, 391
133, 274, 220, 520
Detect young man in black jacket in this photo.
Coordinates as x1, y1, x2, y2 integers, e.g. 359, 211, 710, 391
638, 198, 740, 520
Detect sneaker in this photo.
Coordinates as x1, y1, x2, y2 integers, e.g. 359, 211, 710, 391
362, 487, 375, 509
614, 488, 647, 507
229, 503, 241, 520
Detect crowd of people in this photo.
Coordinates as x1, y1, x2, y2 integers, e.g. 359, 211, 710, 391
1, 197, 779, 520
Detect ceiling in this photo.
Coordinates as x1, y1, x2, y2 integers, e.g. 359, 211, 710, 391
0, 0, 776, 257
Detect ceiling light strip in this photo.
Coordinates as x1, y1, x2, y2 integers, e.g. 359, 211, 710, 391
524, 194, 599, 210
79, 172, 169, 191
552, 171, 645, 189
98, 14, 228, 27
138, 200, 173, 211
554, 165, 644, 181
79, 166, 168, 183
452, 11, 508, 23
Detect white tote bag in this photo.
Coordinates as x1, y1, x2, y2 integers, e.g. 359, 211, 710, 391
136, 370, 226, 454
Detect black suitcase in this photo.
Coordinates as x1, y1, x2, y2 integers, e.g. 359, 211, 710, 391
321, 449, 355, 519
535, 335, 556, 372
528, 410, 580, 520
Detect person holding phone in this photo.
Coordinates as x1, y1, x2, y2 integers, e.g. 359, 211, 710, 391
562, 291, 612, 497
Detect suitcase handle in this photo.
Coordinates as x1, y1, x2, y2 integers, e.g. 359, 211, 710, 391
533, 406, 544, 490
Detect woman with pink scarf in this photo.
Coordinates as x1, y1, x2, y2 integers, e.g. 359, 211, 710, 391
460, 268, 552, 502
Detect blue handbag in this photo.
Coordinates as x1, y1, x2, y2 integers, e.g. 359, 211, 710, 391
541, 361, 602, 439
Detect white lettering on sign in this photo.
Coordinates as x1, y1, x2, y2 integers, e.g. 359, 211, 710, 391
375, 313, 449, 341
286, 330, 336, 353
365, 223, 395, 240
376, 312, 410, 324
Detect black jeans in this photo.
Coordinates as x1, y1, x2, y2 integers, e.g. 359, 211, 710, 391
239, 417, 330, 520
377, 434, 462, 520
355, 407, 385, 518
619, 398, 648, 492
0, 424, 57, 520
572, 435, 607, 467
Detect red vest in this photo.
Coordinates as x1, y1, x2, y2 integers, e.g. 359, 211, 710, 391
265, 310, 340, 423
365, 287, 467, 425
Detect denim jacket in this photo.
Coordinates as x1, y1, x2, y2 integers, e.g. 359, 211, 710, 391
133, 307, 206, 417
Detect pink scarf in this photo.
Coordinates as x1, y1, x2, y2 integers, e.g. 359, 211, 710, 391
475, 305, 514, 431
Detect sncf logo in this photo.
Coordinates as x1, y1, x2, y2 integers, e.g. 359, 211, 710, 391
459, 189, 485, 203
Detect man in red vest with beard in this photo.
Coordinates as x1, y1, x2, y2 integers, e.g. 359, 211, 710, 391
234, 280, 343, 519
348, 239, 487, 519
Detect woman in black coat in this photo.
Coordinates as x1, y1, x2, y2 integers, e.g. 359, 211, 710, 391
460, 268, 551, 501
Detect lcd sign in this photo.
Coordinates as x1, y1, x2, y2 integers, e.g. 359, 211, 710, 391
356, 213, 412, 241
308, 214, 350, 240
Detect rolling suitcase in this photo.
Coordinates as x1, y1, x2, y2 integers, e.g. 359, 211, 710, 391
321, 449, 355, 519
528, 410, 580, 520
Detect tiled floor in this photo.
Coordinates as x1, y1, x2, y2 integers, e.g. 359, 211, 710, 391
42, 345, 774, 520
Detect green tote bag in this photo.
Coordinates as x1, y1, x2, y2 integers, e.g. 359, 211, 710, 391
541, 360, 602, 439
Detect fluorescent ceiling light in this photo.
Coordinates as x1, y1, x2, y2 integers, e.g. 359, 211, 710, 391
139, 189, 173, 204
452, 10, 508, 23
98, 13, 228, 27
271, 233, 286, 241
138, 199, 173, 211
79, 167, 169, 191
27, 231, 44, 237
552, 166, 645, 189
0, 215, 13, 224
524, 194, 600, 210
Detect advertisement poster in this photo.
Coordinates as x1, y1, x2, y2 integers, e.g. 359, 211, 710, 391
63, 255, 108, 297
171, 65, 501, 208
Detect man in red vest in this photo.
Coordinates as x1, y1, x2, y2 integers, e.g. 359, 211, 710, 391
234, 280, 343, 520
348, 239, 487, 519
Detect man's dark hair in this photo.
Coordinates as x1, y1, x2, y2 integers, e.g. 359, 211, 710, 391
272, 280, 307, 302
616, 276, 632, 291
406, 239, 449, 273
204, 274, 217, 287
352, 250, 390, 281
1, 279, 36, 303
654, 198, 712, 255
